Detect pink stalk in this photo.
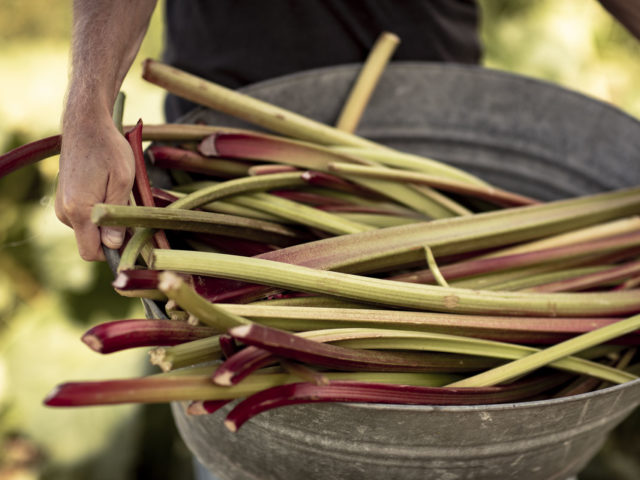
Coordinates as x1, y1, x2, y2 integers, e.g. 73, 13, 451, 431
149, 145, 251, 178
224, 374, 569, 431
212, 346, 276, 386
248, 164, 299, 175
528, 259, 640, 293
112, 268, 269, 304
113, 269, 163, 291
269, 190, 354, 206
0, 134, 61, 178
187, 399, 232, 416
390, 230, 640, 284
301, 170, 382, 198
212, 343, 498, 387
43, 375, 223, 407
199, 132, 371, 172
616, 275, 640, 290
151, 187, 180, 206
81, 319, 216, 353
215, 325, 500, 386
125, 120, 171, 250
326, 162, 540, 208
219, 305, 640, 345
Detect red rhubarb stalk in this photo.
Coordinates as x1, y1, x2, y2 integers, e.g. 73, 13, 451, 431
218, 334, 239, 359
223, 374, 569, 431
187, 399, 232, 416
215, 325, 502, 386
0, 134, 62, 178
125, 120, 171, 250
212, 345, 275, 386
149, 145, 251, 178
82, 319, 216, 353
113, 269, 163, 291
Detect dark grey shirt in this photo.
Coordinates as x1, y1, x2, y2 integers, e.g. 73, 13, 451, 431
163, 0, 480, 120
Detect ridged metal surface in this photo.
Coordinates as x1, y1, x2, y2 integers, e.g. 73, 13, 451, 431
171, 63, 640, 480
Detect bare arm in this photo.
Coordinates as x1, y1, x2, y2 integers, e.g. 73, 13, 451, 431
56, 0, 157, 261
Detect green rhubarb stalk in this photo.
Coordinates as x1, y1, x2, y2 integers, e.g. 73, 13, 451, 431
91, 203, 303, 246
167, 171, 306, 211
328, 162, 539, 207
149, 335, 222, 372
238, 192, 374, 234
476, 216, 640, 259
392, 230, 640, 286
293, 327, 638, 384
156, 271, 250, 332
203, 132, 462, 218
143, 59, 381, 148
452, 249, 635, 291
337, 175, 459, 219
213, 304, 632, 343
166, 188, 286, 223
142, 57, 487, 211
169, 185, 374, 234
115, 171, 306, 269
447, 313, 640, 387
335, 31, 400, 133
142, 59, 488, 193
526, 259, 640, 293
331, 145, 490, 186
249, 296, 368, 308
150, 249, 640, 317
425, 246, 449, 287
410, 184, 473, 216
334, 212, 417, 228
118, 228, 155, 271
488, 266, 610, 292
172, 180, 378, 233
245, 186, 640, 275
112, 92, 126, 132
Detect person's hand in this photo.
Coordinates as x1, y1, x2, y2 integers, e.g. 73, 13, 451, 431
56, 115, 135, 261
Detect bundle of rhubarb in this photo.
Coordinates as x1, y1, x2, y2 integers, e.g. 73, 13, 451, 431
3, 56, 640, 432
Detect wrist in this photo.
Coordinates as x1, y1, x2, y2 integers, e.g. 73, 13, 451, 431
62, 82, 116, 133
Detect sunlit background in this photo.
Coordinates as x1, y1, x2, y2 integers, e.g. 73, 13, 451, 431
0, 1, 639, 479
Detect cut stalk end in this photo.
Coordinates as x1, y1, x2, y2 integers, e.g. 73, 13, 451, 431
81, 333, 104, 353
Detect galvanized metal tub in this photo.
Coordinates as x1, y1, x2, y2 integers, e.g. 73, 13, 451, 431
170, 63, 640, 480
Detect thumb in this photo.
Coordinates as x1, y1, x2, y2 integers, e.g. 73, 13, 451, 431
101, 167, 135, 251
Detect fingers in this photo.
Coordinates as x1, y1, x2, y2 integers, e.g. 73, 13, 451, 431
101, 167, 135, 250
56, 125, 136, 262
55, 185, 106, 261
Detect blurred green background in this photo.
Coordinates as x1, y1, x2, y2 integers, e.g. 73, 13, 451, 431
0, 1, 639, 479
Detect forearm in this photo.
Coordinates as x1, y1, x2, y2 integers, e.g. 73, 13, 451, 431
57, 0, 157, 261
64, 0, 157, 129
